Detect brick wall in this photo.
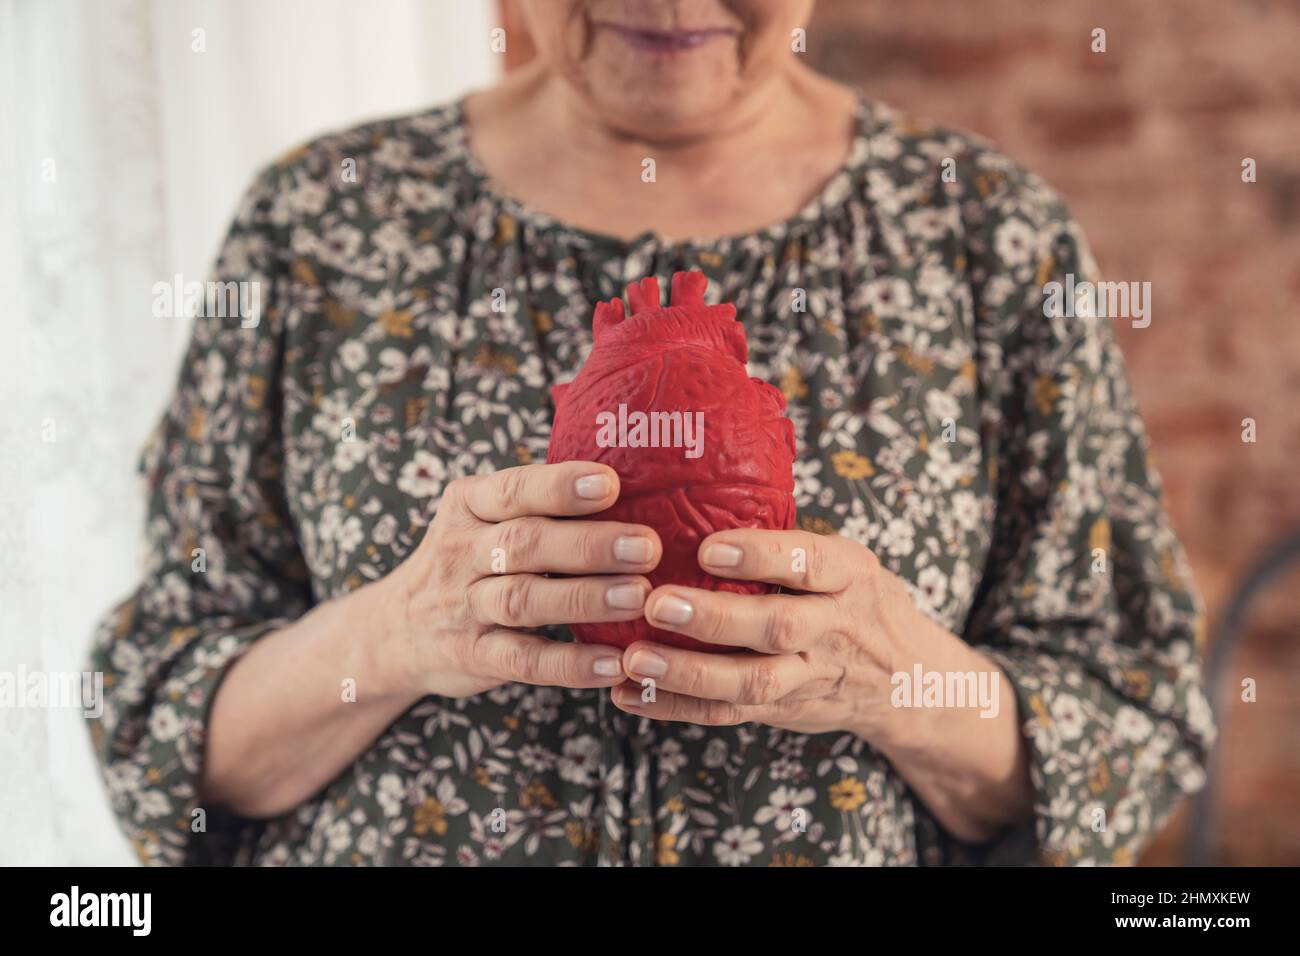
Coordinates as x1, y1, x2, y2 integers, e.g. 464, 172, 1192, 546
806, 0, 1300, 867
497, 0, 1300, 864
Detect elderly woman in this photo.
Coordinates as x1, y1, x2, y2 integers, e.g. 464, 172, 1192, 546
88, 0, 1215, 866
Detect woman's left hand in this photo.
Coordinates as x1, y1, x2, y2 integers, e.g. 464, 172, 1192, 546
609, 527, 1036, 843
610, 528, 909, 737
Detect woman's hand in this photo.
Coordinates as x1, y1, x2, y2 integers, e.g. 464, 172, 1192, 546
379, 461, 662, 699
607, 529, 897, 733
607, 528, 1034, 843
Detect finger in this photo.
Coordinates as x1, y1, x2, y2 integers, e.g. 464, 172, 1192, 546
621, 641, 812, 706
470, 630, 626, 688
454, 462, 619, 524
697, 529, 866, 592
476, 518, 661, 575
643, 586, 834, 654
609, 682, 780, 726
470, 574, 650, 628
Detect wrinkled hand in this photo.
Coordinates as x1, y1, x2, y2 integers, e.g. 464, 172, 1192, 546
609, 529, 914, 737
384, 462, 660, 699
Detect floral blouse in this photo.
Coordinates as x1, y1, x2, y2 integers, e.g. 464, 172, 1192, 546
87, 91, 1216, 866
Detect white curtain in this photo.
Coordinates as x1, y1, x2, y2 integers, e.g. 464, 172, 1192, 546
0, 0, 497, 865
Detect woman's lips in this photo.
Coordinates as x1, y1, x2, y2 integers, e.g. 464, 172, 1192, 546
593, 22, 738, 53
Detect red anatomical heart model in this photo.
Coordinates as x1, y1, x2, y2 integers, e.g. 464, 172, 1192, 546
547, 271, 797, 652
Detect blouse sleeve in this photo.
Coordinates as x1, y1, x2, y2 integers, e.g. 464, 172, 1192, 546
86, 163, 313, 865
946, 158, 1217, 865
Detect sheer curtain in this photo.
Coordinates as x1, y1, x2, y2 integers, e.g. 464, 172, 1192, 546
0, 0, 497, 865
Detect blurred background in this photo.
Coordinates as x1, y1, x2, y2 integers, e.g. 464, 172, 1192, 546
2, 0, 1296, 865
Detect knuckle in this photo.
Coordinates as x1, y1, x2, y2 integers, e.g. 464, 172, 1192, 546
559, 580, 593, 622
550, 648, 580, 685
574, 527, 606, 569
498, 575, 535, 624
496, 518, 544, 565
495, 468, 529, 514
804, 544, 829, 589
701, 603, 733, 645
702, 699, 743, 726
677, 661, 711, 698
443, 477, 468, 510
502, 640, 543, 683
740, 661, 781, 705
764, 605, 804, 654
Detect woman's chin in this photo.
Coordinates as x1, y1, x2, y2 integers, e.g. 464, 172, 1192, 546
584, 84, 742, 141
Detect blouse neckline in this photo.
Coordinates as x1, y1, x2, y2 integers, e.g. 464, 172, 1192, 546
446, 89, 877, 255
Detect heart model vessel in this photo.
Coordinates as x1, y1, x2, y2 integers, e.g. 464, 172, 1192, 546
547, 271, 797, 652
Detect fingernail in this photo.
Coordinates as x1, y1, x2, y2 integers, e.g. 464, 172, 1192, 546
606, 583, 646, 610
593, 657, 622, 677
652, 595, 693, 626
613, 686, 640, 708
702, 543, 743, 567
614, 536, 653, 563
575, 474, 611, 500
629, 650, 668, 678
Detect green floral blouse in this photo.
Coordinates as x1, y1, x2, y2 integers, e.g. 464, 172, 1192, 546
87, 92, 1216, 866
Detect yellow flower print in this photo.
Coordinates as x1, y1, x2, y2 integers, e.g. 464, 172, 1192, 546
520, 778, 557, 810
769, 851, 814, 867
832, 450, 875, 480
247, 375, 266, 410
495, 213, 516, 246
1089, 760, 1112, 795
798, 514, 836, 536
656, 833, 680, 866
1034, 375, 1061, 416
1035, 255, 1056, 289
829, 777, 867, 812
276, 143, 310, 167
379, 309, 413, 339
412, 797, 447, 836
291, 257, 319, 286
780, 366, 808, 401
324, 299, 357, 331
564, 820, 597, 852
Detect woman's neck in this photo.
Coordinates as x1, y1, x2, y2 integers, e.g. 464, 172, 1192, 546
464, 61, 859, 242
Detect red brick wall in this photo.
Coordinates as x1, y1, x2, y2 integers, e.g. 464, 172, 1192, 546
497, 0, 1300, 864
806, 0, 1300, 867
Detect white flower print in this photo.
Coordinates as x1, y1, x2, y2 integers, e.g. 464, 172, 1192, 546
878, 517, 915, 558
714, 826, 763, 866
993, 217, 1037, 267
147, 704, 183, 742
1113, 706, 1154, 744
1050, 693, 1087, 742
339, 339, 368, 372
377, 774, 406, 817
915, 565, 948, 615
559, 735, 601, 786
754, 785, 817, 831
397, 450, 446, 498
861, 277, 913, 317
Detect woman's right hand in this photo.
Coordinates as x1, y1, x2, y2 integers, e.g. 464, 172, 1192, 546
378, 461, 661, 699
